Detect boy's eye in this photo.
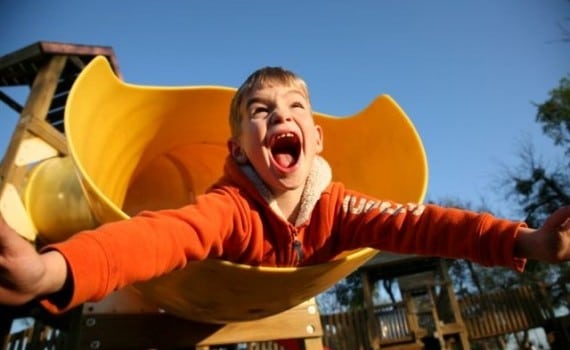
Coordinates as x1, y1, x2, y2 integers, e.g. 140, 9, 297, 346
250, 106, 269, 119
291, 101, 305, 109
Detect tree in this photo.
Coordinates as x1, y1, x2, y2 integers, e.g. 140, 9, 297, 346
505, 77, 570, 228
502, 75, 570, 309
536, 76, 570, 155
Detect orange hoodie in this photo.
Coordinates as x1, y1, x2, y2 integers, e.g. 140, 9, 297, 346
43, 156, 526, 312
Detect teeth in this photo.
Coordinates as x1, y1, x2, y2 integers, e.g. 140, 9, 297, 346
276, 133, 295, 140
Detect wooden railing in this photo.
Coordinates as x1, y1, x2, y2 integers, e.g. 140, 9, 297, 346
375, 303, 414, 343
5, 325, 64, 350
320, 285, 559, 349
320, 308, 372, 350
320, 303, 416, 349
459, 285, 554, 340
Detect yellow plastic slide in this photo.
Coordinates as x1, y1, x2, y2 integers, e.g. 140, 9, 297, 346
24, 57, 427, 323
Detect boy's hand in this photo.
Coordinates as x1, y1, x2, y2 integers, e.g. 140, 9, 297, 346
0, 214, 67, 305
515, 206, 570, 263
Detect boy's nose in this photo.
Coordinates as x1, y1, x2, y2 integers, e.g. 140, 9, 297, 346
269, 108, 292, 124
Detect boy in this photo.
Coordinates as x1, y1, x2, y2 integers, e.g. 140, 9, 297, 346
0, 66, 570, 313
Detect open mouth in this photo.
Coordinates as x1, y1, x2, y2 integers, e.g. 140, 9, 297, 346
269, 132, 301, 170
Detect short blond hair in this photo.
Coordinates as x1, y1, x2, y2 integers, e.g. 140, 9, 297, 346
229, 67, 310, 137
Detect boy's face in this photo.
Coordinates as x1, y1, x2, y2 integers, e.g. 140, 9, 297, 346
230, 83, 323, 196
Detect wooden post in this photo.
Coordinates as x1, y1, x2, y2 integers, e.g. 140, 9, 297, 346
0, 55, 68, 188
438, 259, 470, 350
0, 55, 68, 243
302, 337, 324, 350
360, 270, 381, 349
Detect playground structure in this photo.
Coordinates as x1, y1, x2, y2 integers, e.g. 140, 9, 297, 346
321, 254, 570, 349
0, 42, 428, 349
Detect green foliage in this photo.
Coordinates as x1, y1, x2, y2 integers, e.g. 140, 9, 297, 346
317, 272, 364, 312
505, 75, 570, 227
330, 273, 364, 308
535, 76, 570, 156
500, 74, 570, 309
510, 162, 570, 228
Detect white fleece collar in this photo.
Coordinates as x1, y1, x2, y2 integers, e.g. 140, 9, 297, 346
240, 156, 332, 226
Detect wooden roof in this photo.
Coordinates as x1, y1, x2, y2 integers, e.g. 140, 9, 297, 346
0, 41, 119, 131
0, 41, 119, 86
359, 252, 441, 280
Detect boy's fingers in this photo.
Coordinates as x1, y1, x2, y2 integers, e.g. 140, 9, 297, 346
561, 216, 570, 231
545, 206, 570, 230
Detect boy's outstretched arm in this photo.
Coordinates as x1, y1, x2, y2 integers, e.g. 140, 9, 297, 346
515, 206, 570, 263
0, 215, 68, 306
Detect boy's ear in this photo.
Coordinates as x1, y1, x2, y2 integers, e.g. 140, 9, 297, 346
315, 124, 324, 154
227, 138, 248, 164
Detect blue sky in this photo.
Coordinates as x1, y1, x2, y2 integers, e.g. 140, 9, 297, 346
1, 0, 569, 218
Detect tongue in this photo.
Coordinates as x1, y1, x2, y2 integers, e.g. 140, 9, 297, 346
274, 153, 294, 168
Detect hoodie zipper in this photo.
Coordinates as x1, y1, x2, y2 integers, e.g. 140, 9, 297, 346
290, 227, 304, 265
293, 240, 304, 265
